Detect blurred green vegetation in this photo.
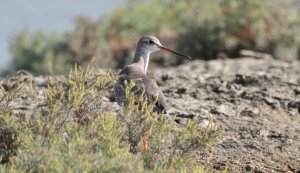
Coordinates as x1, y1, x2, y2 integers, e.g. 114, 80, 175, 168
7, 0, 300, 75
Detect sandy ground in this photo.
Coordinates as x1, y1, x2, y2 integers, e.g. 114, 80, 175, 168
4, 57, 300, 172
150, 57, 300, 173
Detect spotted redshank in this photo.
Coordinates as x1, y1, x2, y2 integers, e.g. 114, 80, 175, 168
114, 35, 191, 152
114, 35, 191, 113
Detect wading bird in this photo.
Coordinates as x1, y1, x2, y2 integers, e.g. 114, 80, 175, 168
114, 35, 191, 151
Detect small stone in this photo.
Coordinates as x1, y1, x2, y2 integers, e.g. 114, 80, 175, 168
267, 130, 285, 139
264, 97, 280, 109
240, 107, 260, 117
161, 74, 173, 82
212, 85, 228, 93
240, 91, 255, 100
234, 74, 260, 86
294, 87, 300, 95
245, 164, 252, 171
287, 101, 299, 109
197, 76, 206, 83
198, 119, 212, 128
176, 87, 186, 94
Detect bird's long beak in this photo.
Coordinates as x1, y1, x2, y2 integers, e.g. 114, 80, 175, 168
159, 46, 192, 60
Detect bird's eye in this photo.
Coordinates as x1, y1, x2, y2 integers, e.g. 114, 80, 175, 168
148, 40, 154, 45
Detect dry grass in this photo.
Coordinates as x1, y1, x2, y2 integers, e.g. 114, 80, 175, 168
0, 61, 220, 172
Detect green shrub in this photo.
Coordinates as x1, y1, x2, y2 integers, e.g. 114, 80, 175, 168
8, 16, 112, 76
177, 0, 300, 61
0, 71, 35, 164
0, 62, 219, 172
9, 31, 72, 75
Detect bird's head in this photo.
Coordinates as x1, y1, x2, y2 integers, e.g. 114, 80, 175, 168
137, 35, 192, 59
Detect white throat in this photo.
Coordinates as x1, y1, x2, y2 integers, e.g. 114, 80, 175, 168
133, 49, 151, 74
143, 53, 150, 73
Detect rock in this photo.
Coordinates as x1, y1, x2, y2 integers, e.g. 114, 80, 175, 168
176, 87, 187, 94
240, 107, 260, 117
264, 97, 281, 109
234, 74, 260, 86
161, 74, 173, 82
294, 87, 300, 95
287, 101, 299, 109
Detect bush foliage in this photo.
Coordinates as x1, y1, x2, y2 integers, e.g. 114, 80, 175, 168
0, 62, 219, 172
177, 0, 300, 61
7, 0, 300, 75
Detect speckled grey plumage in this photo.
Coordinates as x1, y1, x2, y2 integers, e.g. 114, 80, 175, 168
114, 63, 169, 113
114, 35, 190, 113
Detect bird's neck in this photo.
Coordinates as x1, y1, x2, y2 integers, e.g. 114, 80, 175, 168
132, 48, 150, 74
